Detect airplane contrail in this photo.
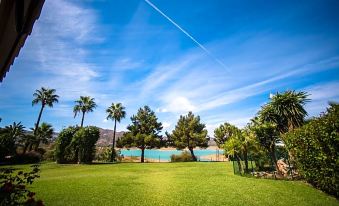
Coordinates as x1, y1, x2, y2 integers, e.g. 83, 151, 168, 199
144, 0, 228, 71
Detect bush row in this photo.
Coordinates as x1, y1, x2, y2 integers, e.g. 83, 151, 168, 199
284, 103, 339, 197
170, 151, 194, 162
55, 126, 100, 164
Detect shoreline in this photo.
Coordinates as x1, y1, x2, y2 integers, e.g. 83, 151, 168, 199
114, 146, 222, 151
121, 156, 169, 163
120, 146, 226, 162
199, 154, 228, 162
158, 146, 221, 151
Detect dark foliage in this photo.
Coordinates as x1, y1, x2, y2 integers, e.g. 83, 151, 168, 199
55, 126, 99, 164
55, 126, 79, 163
252, 122, 280, 172
284, 103, 339, 197
0, 165, 43, 206
0, 122, 25, 161
74, 127, 100, 163
9, 152, 42, 164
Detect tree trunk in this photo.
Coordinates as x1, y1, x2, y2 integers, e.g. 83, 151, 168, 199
34, 140, 40, 151
23, 143, 29, 154
28, 143, 33, 151
34, 104, 44, 135
270, 147, 279, 173
235, 154, 243, 174
141, 148, 145, 163
189, 147, 197, 161
78, 148, 82, 164
243, 147, 249, 174
75, 147, 80, 164
80, 112, 85, 127
110, 119, 117, 162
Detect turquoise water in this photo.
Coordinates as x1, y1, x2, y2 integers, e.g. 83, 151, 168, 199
120, 149, 223, 161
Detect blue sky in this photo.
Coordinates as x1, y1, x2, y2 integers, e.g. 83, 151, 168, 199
0, 0, 339, 135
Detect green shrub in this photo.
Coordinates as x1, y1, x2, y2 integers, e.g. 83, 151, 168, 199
284, 103, 339, 197
54, 126, 100, 164
55, 126, 79, 163
95, 147, 122, 162
73, 127, 100, 164
43, 151, 55, 161
0, 131, 16, 161
0, 122, 25, 161
35, 148, 46, 156
95, 147, 111, 162
43, 149, 55, 161
170, 151, 193, 162
10, 151, 42, 164
41, 143, 56, 161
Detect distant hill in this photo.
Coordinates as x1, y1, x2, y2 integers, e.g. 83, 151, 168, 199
97, 128, 124, 146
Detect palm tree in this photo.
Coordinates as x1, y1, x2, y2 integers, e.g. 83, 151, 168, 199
32, 87, 59, 134
34, 122, 54, 150
106, 103, 126, 162
259, 90, 309, 133
0, 122, 25, 158
73, 96, 97, 127
270, 90, 309, 132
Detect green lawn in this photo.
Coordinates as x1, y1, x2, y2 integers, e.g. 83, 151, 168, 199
14, 162, 339, 206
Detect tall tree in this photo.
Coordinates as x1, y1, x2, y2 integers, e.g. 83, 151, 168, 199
168, 112, 208, 161
34, 122, 54, 150
117, 106, 162, 163
224, 131, 243, 173
216, 122, 258, 174
32, 87, 59, 134
73, 96, 97, 127
259, 90, 309, 134
256, 90, 309, 172
239, 126, 257, 173
106, 103, 126, 162
214, 122, 239, 148
219, 123, 252, 173
252, 122, 280, 172
0, 122, 25, 159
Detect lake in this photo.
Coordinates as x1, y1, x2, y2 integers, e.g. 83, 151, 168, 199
120, 148, 224, 162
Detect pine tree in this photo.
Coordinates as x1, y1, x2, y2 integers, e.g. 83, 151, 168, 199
168, 112, 208, 161
117, 106, 162, 163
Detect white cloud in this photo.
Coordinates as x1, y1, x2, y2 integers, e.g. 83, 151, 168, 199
304, 81, 339, 117
49, 103, 73, 118
306, 81, 339, 101
162, 122, 171, 129
21, 0, 104, 102
152, 54, 339, 116
156, 108, 168, 113
112, 58, 144, 70
42, 0, 103, 43
161, 96, 196, 113
139, 56, 199, 95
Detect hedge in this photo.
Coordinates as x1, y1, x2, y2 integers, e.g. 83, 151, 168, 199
284, 103, 338, 197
